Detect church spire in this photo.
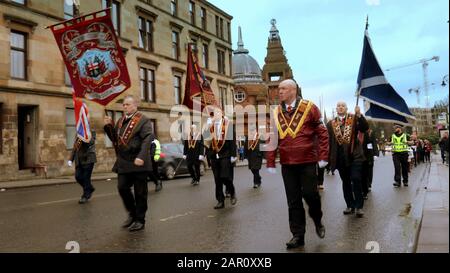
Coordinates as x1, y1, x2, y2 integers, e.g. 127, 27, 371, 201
235, 26, 249, 54
269, 19, 280, 41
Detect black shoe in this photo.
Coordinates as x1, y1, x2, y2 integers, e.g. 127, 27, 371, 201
225, 193, 231, 198
253, 184, 258, 189
356, 209, 364, 218
363, 194, 368, 200
121, 217, 135, 228
315, 223, 326, 239
155, 182, 162, 192
393, 182, 401, 188
403, 182, 409, 187
78, 197, 88, 204
128, 221, 145, 232
193, 180, 199, 186
286, 236, 305, 249
190, 179, 195, 185
230, 196, 237, 205
85, 188, 95, 200
214, 201, 225, 209
343, 208, 355, 215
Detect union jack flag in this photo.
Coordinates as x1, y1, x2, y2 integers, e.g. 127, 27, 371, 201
72, 92, 92, 143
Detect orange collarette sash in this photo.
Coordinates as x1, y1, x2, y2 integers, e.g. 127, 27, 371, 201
188, 133, 200, 149
331, 114, 354, 145
117, 112, 143, 147
211, 118, 228, 153
273, 100, 313, 139
248, 133, 259, 151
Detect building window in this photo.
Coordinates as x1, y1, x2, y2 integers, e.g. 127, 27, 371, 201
190, 38, 198, 59
227, 22, 231, 42
150, 119, 157, 138
64, 0, 74, 19
200, 7, 207, 30
219, 86, 227, 109
170, 0, 177, 16
173, 75, 182, 104
171, 30, 180, 60
0, 103, 3, 154
104, 110, 123, 147
228, 52, 232, 76
102, 0, 120, 36
234, 90, 246, 103
138, 16, 153, 52
189, 1, 195, 25
215, 16, 220, 37
202, 43, 209, 69
220, 18, 224, 39
10, 31, 27, 80
12, 0, 26, 5
65, 108, 76, 149
140, 67, 156, 103
217, 49, 225, 75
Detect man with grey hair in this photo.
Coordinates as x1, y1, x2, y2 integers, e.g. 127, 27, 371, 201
266, 79, 328, 249
327, 101, 369, 217
104, 95, 155, 232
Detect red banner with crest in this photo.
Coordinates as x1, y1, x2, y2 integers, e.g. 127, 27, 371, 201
50, 9, 130, 106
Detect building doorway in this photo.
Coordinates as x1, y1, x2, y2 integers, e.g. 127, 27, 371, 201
18, 105, 38, 170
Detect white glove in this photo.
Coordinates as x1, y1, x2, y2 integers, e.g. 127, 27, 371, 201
182, 155, 187, 160
230, 157, 237, 163
267, 168, 277, 174
67, 160, 73, 167
199, 155, 204, 161
373, 156, 378, 161
318, 160, 328, 169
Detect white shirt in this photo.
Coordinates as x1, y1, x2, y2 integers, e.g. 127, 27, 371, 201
287, 100, 296, 111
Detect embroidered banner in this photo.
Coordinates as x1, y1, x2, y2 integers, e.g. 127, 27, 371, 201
50, 9, 130, 106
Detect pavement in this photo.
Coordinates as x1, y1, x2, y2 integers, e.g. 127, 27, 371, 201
416, 157, 449, 253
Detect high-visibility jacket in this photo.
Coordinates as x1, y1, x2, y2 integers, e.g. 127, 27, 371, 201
152, 139, 161, 161
392, 133, 408, 153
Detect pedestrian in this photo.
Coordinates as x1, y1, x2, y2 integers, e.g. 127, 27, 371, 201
327, 101, 369, 218
206, 109, 237, 209
388, 124, 412, 188
148, 138, 163, 192
410, 134, 419, 167
183, 124, 205, 186
424, 139, 432, 163
245, 125, 264, 189
362, 128, 379, 199
417, 139, 425, 164
103, 95, 154, 232
438, 133, 448, 164
266, 79, 328, 249
68, 131, 97, 204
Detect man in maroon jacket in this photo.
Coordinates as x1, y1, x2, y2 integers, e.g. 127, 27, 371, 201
266, 79, 329, 249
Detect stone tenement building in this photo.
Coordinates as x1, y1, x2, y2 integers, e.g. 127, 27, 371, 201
0, 0, 233, 181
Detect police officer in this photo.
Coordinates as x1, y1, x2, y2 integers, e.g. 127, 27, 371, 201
149, 138, 163, 192
389, 125, 412, 187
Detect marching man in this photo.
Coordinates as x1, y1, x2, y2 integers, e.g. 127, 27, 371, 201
183, 124, 205, 186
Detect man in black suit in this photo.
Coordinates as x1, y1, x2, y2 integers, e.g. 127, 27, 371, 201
206, 110, 237, 209
68, 131, 97, 204
183, 124, 205, 186
245, 125, 263, 189
104, 95, 154, 232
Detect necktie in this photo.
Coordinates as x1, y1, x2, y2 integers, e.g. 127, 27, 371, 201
287, 105, 292, 113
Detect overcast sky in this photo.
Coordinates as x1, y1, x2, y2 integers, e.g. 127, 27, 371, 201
209, 0, 449, 117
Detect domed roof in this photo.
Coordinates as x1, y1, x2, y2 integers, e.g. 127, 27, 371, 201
232, 27, 263, 85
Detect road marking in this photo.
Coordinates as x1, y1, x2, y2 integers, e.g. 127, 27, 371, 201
160, 211, 194, 222
36, 193, 117, 206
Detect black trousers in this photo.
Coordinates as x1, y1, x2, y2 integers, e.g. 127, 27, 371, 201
393, 152, 409, 183
317, 165, 325, 186
211, 158, 235, 202
337, 163, 364, 209
362, 161, 374, 196
251, 169, 261, 185
118, 172, 149, 224
75, 163, 95, 198
188, 162, 201, 182
281, 164, 323, 237
148, 160, 161, 185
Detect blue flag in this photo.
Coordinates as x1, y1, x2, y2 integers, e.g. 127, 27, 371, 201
357, 24, 415, 124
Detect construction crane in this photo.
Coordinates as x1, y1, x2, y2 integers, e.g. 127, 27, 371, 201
386, 56, 440, 108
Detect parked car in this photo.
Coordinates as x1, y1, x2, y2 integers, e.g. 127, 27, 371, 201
158, 143, 208, 180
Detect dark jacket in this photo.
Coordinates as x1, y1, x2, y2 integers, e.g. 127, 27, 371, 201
363, 131, 379, 165
104, 112, 154, 174
70, 131, 97, 166
266, 99, 329, 167
244, 136, 264, 170
205, 118, 237, 161
327, 114, 369, 171
183, 134, 205, 163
